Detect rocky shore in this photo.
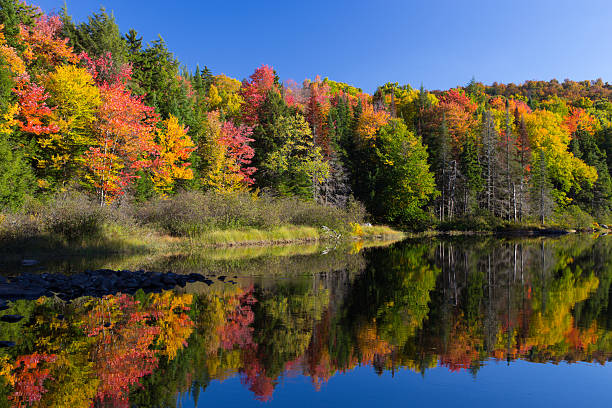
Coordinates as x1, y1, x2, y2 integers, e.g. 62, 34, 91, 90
0, 269, 234, 304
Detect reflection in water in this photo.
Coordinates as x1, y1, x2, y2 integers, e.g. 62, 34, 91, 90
0, 234, 611, 406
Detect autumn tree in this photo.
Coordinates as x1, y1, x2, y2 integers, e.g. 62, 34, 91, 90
150, 115, 195, 195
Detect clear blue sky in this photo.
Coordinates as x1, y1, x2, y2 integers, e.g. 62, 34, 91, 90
33, 0, 612, 93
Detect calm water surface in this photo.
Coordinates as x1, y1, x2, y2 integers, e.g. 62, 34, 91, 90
1, 235, 611, 407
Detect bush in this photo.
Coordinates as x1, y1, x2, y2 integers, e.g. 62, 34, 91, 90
0, 212, 42, 242
552, 205, 595, 229
438, 214, 501, 232
43, 192, 107, 241
137, 191, 367, 237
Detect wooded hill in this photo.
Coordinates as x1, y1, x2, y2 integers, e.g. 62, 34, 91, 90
1, 0, 612, 229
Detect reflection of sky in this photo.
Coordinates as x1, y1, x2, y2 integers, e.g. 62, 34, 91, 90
178, 359, 612, 407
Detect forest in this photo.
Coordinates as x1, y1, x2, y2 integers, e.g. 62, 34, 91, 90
2, 0, 612, 234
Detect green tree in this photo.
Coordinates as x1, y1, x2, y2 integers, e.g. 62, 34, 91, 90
61, 6, 128, 67
459, 136, 483, 214
260, 114, 329, 199
370, 119, 436, 226
0, 134, 34, 209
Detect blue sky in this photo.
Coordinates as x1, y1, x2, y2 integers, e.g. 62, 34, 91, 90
33, 0, 612, 93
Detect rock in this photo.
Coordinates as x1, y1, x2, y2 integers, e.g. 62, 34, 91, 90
1, 315, 24, 323
162, 275, 177, 285
0, 285, 45, 300
0, 341, 15, 348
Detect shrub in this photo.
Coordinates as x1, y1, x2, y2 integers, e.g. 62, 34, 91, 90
137, 191, 368, 237
43, 192, 107, 241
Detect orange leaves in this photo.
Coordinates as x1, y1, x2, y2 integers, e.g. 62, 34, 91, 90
20, 15, 78, 68
5, 353, 58, 407
0, 25, 25, 75
356, 103, 390, 141
563, 107, 596, 135
436, 88, 478, 148
13, 79, 59, 136
151, 115, 195, 195
85, 81, 159, 202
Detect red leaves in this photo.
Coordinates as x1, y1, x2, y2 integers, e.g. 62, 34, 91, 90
81, 51, 133, 87
239, 65, 276, 125
219, 120, 256, 184
8, 353, 57, 407
85, 80, 159, 202
436, 88, 478, 148
563, 107, 596, 136
219, 288, 257, 350
20, 15, 78, 67
13, 79, 59, 135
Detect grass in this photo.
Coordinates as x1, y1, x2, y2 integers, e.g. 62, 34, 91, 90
189, 226, 321, 246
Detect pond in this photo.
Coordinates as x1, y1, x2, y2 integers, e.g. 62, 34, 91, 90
0, 234, 611, 407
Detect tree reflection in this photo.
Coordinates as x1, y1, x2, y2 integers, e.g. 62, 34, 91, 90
1, 235, 612, 406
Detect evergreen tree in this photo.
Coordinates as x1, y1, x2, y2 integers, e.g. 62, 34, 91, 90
530, 148, 554, 223
571, 129, 612, 216
61, 6, 128, 66
459, 137, 483, 214
0, 135, 34, 209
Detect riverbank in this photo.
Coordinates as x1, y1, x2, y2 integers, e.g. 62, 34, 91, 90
0, 191, 403, 256
0, 216, 404, 262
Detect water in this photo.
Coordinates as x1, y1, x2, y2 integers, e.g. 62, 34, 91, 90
1, 234, 611, 407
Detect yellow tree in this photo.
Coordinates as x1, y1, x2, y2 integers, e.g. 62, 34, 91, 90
200, 111, 254, 193
41, 65, 101, 185
525, 109, 597, 205
150, 115, 195, 195
356, 103, 390, 142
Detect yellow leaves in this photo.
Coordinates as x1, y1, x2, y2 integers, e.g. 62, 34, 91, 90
0, 103, 19, 136
151, 115, 195, 195
0, 45, 25, 76
357, 104, 390, 141
350, 222, 364, 237
526, 109, 598, 191
0, 355, 14, 386
150, 291, 195, 360
0, 24, 25, 75
43, 65, 101, 157
208, 75, 244, 117
207, 84, 223, 110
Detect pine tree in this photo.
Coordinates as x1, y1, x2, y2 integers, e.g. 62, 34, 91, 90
0, 134, 34, 209
530, 148, 554, 223
459, 136, 483, 214
62, 7, 128, 66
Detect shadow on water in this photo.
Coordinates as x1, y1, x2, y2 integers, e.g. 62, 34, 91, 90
0, 234, 611, 406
